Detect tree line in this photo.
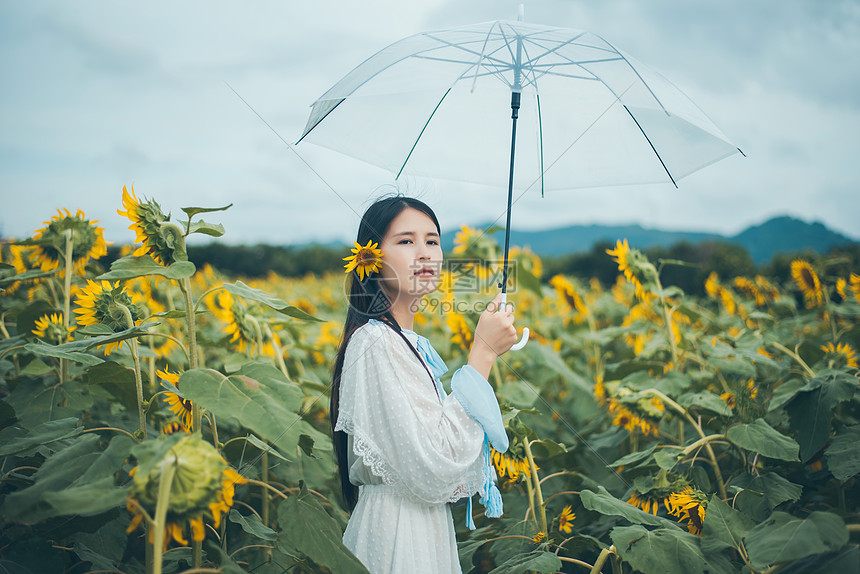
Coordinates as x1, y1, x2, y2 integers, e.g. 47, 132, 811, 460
103, 240, 859, 296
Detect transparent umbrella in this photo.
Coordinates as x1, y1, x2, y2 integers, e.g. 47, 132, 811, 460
298, 9, 742, 347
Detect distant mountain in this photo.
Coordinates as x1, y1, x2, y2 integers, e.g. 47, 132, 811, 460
731, 216, 855, 263
441, 216, 857, 263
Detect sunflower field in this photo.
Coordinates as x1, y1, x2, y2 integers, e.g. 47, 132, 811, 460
1, 188, 859, 574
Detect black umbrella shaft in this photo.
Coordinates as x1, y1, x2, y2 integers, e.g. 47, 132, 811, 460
501, 90, 521, 295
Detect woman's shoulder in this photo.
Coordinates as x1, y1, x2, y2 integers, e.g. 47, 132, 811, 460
346, 320, 394, 353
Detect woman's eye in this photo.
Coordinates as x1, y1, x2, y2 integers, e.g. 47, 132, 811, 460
398, 239, 412, 244
427, 240, 439, 245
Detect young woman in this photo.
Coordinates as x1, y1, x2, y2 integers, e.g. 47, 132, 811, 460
330, 196, 518, 573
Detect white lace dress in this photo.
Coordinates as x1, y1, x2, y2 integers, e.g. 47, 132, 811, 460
335, 320, 506, 574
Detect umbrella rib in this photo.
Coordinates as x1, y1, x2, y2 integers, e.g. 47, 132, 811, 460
537, 94, 545, 198
520, 31, 587, 68
596, 34, 668, 114
623, 105, 678, 188
297, 98, 345, 143
524, 81, 637, 192
419, 31, 512, 68
395, 88, 452, 180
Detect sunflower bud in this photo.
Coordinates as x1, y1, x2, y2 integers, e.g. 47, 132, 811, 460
127, 434, 246, 546
118, 185, 187, 266
31, 208, 108, 277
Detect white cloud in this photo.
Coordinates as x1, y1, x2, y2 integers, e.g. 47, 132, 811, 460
1, 0, 857, 246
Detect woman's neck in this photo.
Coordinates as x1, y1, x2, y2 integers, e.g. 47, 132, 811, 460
387, 293, 419, 331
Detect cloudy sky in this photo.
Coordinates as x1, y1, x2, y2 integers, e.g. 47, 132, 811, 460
1, 0, 858, 248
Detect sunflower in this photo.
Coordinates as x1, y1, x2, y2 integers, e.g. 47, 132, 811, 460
31, 208, 108, 277
117, 185, 182, 266
557, 505, 575, 534
606, 239, 649, 300
32, 312, 74, 344
343, 240, 383, 281
790, 259, 824, 308
446, 312, 473, 351
452, 225, 480, 255
532, 531, 546, 544
1, 241, 34, 295
490, 444, 533, 483
73, 280, 144, 354
607, 397, 659, 437
850, 273, 860, 304
210, 291, 256, 354
159, 367, 194, 431
820, 342, 859, 369
666, 487, 708, 536
733, 276, 766, 306
125, 277, 177, 358
549, 274, 589, 323
126, 433, 247, 549
626, 491, 670, 515
755, 275, 779, 302
510, 245, 543, 279
161, 421, 188, 435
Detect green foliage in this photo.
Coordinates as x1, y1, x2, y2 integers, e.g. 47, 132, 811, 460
275, 482, 370, 573
2, 203, 858, 573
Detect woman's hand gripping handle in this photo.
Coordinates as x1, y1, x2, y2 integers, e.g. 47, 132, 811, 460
467, 293, 528, 379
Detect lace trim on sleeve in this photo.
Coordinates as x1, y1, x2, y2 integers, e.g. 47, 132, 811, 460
335, 413, 483, 504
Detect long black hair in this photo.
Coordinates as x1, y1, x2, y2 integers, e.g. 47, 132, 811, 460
330, 195, 442, 510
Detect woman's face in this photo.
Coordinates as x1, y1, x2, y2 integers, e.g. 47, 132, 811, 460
378, 207, 443, 301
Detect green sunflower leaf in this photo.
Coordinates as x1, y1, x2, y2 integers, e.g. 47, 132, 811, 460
51, 321, 160, 353
187, 220, 225, 237
24, 341, 104, 367
488, 550, 563, 574
611, 524, 707, 574
223, 281, 323, 321
726, 418, 800, 462
276, 482, 370, 573
580, 486, 680, 529
0, 417, 82, 457
228, 508, 277, 541
701, 495, 756, 554
743, 511, 848, 570
728, 472, 803, 522
97, 254, 196, 280
178, 363, 331, 458
678, 391, 733, 417
180, 204, 233, 218
785, 370, 857, 462
824, 425, 860, 481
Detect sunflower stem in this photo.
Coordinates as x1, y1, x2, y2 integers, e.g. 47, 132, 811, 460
640, 389, 727, 499
247, 314, 264, 360
653, 271, 679, 368
589, 545, 618, 574
491, 361, 504, 389
771, 341, 816, 378
120, 304, 147, 441
179, 278, 200, 426
61, 229, 73, 385
263, 323, 290, 380
523, 439, 548, 535
151, 454, 178, 574
523, 465, 538, 529
179, 276, 203, 570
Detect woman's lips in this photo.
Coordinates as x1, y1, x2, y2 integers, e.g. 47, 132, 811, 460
414, 267, 436, 277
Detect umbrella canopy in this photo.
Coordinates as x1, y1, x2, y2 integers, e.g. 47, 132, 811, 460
298, 19, 742, 194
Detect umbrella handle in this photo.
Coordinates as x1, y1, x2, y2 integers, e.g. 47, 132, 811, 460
499, 293, 529, 351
